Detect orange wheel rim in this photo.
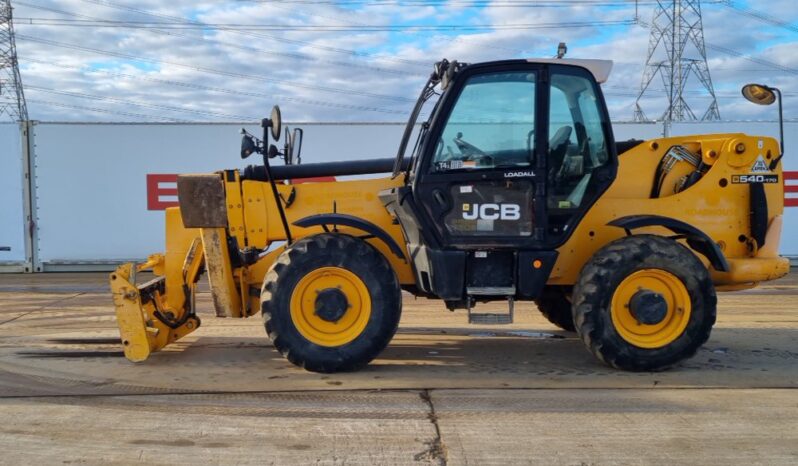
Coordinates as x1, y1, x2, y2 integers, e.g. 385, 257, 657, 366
289, 267, 371, 347
610, 269, 691, 349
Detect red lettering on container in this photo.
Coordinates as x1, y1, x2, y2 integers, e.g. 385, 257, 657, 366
146, 174, 335, 210
785, 171, 798, 207
147, 174, 179, 210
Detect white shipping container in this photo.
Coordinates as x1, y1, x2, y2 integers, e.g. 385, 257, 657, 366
0, 122, 27, 269
7, 119, 795, 269
30, 122, 409, 268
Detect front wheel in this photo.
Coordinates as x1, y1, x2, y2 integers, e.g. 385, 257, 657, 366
572, 235, 716, 371
262, 234, 402, 373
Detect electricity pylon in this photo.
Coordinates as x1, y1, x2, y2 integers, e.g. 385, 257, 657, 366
634, 0, 720, 122
0, 0, 28, 121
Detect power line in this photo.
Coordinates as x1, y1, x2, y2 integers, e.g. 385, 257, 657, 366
13, 0, 433, 120
24, 97, 187, 121
15, 0, 790, 123
26, 85, 261, 120
13, 16, 636, 31
77, 0, 428, 68
23, 57, 408, 115
706, 43, 798, 76
15, 34, 417, 103
237, 0, 679, 6
14, 1, 419, 77
723, 1, 798, 34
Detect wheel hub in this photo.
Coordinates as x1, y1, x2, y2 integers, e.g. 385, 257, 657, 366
610, 268, 692, 349
290, 266, 372, 347
314, 288, 350, 322
628, 290, 668, 325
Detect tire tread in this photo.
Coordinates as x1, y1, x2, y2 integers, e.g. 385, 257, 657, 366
572, 235, 717, 371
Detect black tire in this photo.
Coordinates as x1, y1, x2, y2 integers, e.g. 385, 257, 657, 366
572, 235, 716, 371
262, 233, 401, 373
534, 286, 575, 332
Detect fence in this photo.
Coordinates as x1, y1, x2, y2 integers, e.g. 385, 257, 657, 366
1, 120, 796, 272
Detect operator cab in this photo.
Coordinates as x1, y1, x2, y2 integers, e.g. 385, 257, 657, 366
382, 57, 618, 316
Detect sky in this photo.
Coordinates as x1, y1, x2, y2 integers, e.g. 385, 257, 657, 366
5, 0, 798, 123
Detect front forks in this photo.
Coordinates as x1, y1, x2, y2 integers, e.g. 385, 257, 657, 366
109, 238, 204, 362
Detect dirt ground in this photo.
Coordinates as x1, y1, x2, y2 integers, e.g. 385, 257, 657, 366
0, 271, 796, 465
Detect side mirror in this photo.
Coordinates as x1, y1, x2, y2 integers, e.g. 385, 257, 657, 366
240, 133, 258, 159
270, 106, 282, 140
280, 127, 304, 166
291, 128, 303, 165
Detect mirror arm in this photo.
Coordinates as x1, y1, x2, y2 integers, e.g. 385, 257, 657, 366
776, 87, 784, 158
293, 128, 304, 165
769, 87, 785, 171
261, 117, 271, 147
257, 114, 293, 244
261, 146, 293, 246
283, 127, 292, 165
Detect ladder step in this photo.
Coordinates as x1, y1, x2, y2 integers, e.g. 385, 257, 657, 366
468, 313, 513, 325
466, 286, 516, 296
467, 297, 515, 325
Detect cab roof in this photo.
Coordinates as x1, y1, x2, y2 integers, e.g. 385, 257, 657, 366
526, 58, 613, 84
462, 58, 613, 84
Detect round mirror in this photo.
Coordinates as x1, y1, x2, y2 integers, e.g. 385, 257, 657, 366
270, 105, 282, 140
742, 84, 776, 106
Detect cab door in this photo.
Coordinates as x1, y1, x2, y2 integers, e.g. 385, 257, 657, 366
412, 63, 547, 250
544, 64, 617, 242
412, 62, 617, 250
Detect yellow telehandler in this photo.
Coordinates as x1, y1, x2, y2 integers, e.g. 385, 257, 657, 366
111, 58, 789, 372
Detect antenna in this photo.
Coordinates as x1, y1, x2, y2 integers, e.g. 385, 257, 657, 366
634, 0, 720, 122
0, 0, 27, 121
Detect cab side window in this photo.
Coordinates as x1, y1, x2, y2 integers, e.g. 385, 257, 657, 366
547, 72, 609, 210
432, 71, 536, 172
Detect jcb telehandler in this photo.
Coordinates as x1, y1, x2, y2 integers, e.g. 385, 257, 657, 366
110, 57, 789, 372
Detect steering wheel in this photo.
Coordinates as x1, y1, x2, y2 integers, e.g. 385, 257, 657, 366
452, 132, 487, 159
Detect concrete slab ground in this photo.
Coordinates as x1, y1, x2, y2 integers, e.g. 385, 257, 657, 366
0, 271, 796, 464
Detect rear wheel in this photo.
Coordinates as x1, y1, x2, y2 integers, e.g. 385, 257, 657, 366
534, 286, 575, 332
572, 235, 716, 371
262, 234, 401, 373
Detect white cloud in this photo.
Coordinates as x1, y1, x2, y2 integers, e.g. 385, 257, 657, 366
7, 0, 797, 123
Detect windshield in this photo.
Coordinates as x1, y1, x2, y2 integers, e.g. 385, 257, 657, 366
431, 71, 537, 172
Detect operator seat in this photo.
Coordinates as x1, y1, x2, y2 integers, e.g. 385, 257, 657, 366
547, 125, 573, 188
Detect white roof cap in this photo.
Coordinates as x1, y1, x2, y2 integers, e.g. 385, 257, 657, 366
526, 58, 613, 84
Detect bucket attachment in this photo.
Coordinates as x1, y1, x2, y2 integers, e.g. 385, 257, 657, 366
109, 238, 204, 362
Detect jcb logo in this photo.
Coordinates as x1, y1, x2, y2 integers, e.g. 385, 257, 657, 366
462, 203, 521, 221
